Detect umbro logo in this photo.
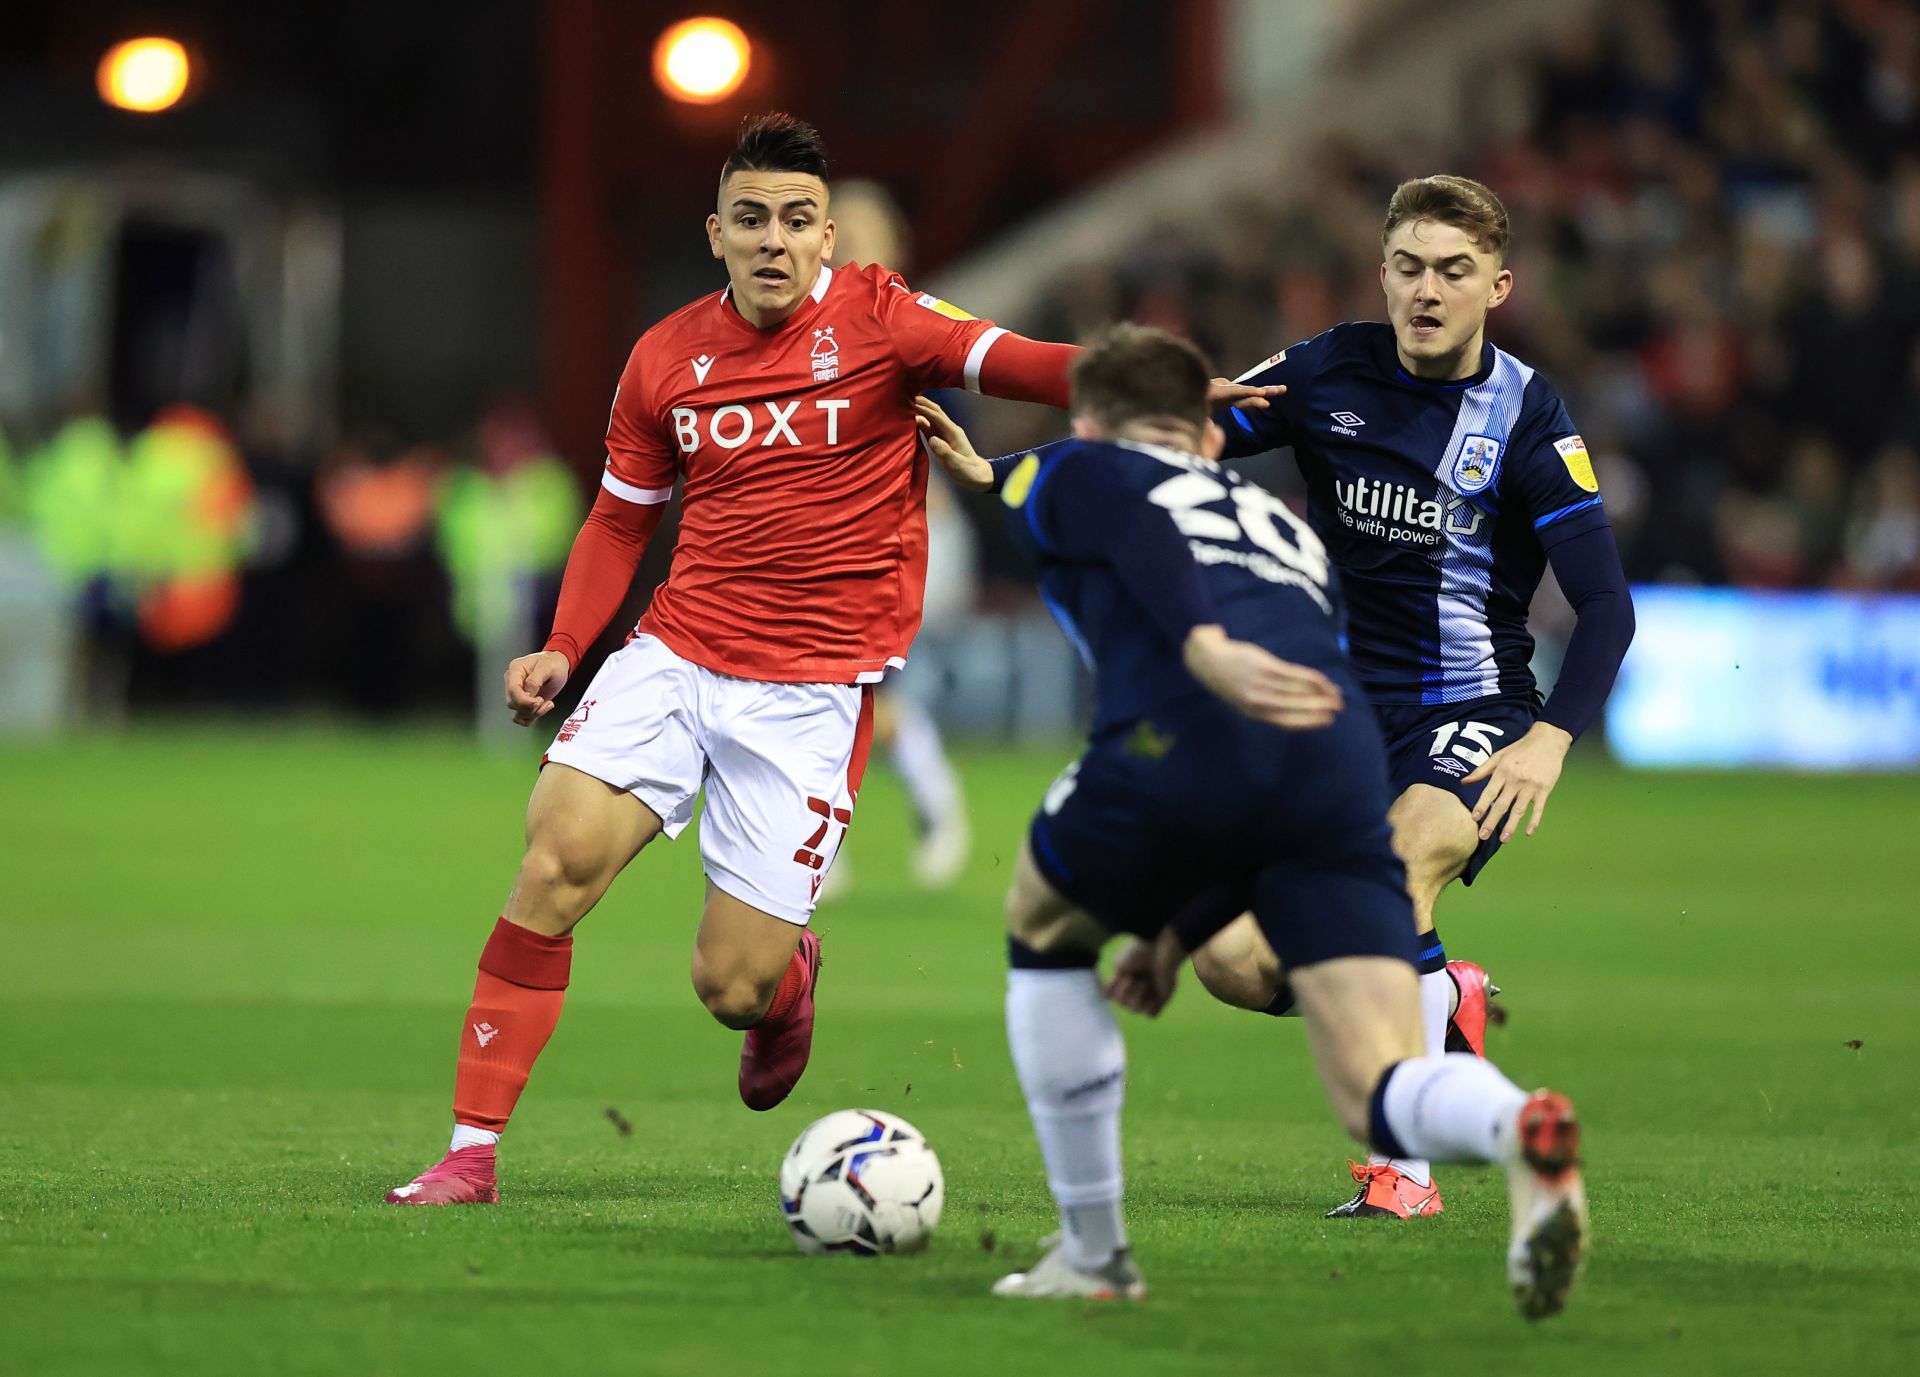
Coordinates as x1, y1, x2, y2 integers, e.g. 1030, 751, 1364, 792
473, 1022, 500, 1048
691, 354, 715, 384
1330, 411, 1364, 436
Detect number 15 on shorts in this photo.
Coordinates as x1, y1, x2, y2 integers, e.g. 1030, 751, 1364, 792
1430, 720, 1506, 768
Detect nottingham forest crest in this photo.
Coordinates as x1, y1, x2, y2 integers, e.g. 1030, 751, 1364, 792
811, 327, 840, 382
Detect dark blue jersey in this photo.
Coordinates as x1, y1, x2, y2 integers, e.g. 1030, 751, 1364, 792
1220, 322, 1611, 706
1001, 436, 1349, 737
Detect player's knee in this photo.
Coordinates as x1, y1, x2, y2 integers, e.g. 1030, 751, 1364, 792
523, 834, 604, 889
1191, 920, 1281, 1011
1390, 791, 1477, 891
694, 968, 774, 1029
1004, 900, 1104, 967
1003, 883, 1055, 950
510, 841, 603, 930
1190, 943, 1269, 1010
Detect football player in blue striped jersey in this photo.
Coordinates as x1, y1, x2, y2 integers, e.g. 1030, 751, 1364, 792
1188, 175, 1635, 1219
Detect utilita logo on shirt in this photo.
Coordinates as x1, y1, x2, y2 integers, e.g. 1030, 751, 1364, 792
1333, 476, 1483, 547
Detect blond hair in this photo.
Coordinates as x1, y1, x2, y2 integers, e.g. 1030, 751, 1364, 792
1382, 175, 1510, 259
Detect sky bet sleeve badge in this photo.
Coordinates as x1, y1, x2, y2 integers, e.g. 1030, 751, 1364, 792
1553, 434, 1599, 492
915, 292, 976, 321
1452, 434, 1502, 494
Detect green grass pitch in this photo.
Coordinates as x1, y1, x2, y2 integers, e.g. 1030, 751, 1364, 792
1, 728, 1914, 1375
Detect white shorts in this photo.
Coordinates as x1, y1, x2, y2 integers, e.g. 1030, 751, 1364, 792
543, 635, 874, 925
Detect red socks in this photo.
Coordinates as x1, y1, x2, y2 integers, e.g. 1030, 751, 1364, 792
762, 944, 808, 1023
452, 918, 573, 1133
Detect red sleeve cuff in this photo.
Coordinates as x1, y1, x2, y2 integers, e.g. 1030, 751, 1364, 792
543, 634, 582, 674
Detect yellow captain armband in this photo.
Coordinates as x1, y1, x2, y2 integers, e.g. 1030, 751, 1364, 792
1000, 453, 1041, 508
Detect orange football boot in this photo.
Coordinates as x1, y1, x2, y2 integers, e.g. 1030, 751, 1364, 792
1325, 1159, 1445, 1219
1444, 959, 1499, 1056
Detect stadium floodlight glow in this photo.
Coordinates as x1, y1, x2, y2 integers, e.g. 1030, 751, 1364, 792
98, 37, 190, 113
653, 17, 751, 105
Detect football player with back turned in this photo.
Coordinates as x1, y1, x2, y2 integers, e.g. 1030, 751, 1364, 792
915, 325, 1589, 1319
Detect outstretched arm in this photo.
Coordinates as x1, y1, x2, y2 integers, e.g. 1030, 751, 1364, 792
968, 332, 1283, 414
913, 397, 1061, 493
967, 332, 1077, 406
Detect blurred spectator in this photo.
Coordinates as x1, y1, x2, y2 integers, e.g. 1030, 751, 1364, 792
1007, 0, 1920, 592
21, 414, 122, 589
0, 421, 18, 524
436, 397, 580, 650
118, 405, 255, 653
829, 178, 978, 887
313, 426, 456, 715
1842, 444, 1920, 588
315, 429, 439, 558
831, 179, 914, 276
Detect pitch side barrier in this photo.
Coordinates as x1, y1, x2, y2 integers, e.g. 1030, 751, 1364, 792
1606, 587, 1920, 771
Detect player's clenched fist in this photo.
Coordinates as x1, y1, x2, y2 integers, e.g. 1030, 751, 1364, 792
504, 650, 571, 727
1182, 624, 1343, 730
1103, 930, 1188, 1018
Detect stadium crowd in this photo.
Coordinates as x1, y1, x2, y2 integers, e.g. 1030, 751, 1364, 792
1018, 0, 1920, 591
0, 398, 581, 716
6, 0, 1917, 726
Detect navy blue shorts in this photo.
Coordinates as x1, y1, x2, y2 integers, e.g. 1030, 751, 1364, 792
1027, 692, 1418, 973
1370, 693, 1541, 886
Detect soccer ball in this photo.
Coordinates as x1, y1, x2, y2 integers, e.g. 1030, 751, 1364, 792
779, 1108, 944, 1256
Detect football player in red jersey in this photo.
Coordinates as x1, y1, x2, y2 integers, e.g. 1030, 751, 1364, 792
385, 113, 1280, 1206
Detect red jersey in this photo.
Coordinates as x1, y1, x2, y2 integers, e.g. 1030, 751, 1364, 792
601, 262, 1015, 684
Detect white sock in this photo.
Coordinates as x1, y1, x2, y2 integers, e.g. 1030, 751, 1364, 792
450, 1124, 500, 1152
1378, 1054, 1528, 1166
1364, 967, 1455, 1187
1006, 967, 1128, 1267
889, 694, 962, 834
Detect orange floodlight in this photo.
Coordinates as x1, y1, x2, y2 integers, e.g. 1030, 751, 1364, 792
98, 37, 191, 113
653, 18, 751, 105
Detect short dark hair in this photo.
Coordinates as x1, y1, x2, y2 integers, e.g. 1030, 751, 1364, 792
721, 113, 830, 185
1383, 175, 1509, 259
1069, 324, 1214, 432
